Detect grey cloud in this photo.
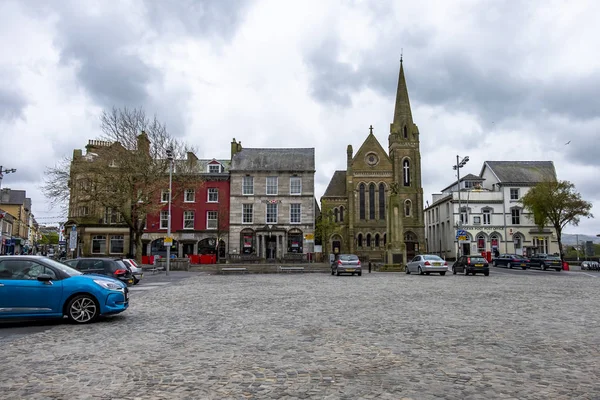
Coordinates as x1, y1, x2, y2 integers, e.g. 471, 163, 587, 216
0, 87, 27, 122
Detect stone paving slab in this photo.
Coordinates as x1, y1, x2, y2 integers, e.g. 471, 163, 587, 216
1, 273, 599, 399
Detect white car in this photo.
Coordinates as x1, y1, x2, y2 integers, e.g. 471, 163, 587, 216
122, 259, 143, 284
405, 254, 449, 276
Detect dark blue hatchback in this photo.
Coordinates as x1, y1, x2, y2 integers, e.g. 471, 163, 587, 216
0, 256, 128, 324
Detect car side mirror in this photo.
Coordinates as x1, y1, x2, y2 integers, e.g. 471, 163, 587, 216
37, 274, 53, 282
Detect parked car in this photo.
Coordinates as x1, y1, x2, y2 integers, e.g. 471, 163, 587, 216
331, 254, 362, 276
0, 256, 128, 323
63, 258, 135, 286
452, 255, 490, 276
581, 261, 599, 271
529, 254, 562, 271
493, 254, 530, 270
405, 255, 448, 275
121, 259, 143, 285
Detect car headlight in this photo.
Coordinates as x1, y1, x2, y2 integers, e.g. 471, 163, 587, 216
94, 279, 123, 290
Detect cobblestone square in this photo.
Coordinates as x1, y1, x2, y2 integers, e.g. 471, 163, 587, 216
1, 271, 599, 399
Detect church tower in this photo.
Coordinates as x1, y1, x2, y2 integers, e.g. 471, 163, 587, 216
387, 58, 425, 263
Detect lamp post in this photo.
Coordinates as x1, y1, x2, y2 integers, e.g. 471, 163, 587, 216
453, 155, 469, 257
166, 148, 174, 276
0, 166, 17, 192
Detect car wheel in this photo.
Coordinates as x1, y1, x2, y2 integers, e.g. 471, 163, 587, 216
133, 277, 140, 285
66, 295, 99, 324
358, 272, 362, 276
440, 271, 446, 276
484, 271, 489, 276
418, 267, 423, 275
336, 269, 340, 276
541, 263, 546, 271
405, 266, 411, 274
452, 267, 456, 275
555, 268, 561, 272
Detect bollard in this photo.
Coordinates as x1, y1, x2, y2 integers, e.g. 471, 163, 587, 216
368, 262, 372, 273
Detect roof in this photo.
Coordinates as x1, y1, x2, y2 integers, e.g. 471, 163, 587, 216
0, 189, 26, 205
230, 148, 315, 172
482, 161, 557, 184
322, 171, 347, 197
440, 173, 485, 192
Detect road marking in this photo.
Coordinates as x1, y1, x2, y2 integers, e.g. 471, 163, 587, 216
579, 272, 598, 278
129, 282, 172, 292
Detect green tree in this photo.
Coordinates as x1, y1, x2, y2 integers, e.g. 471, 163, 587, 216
521, 180, 593, 264
43, 107, 198, 262
315, 207, 337, 255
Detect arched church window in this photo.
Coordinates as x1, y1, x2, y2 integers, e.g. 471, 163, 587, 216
403, 160, 410, 186
359, 184, 366, 220
366, 234, 371, 247
369, 183, 375, 220
384, 233, 387, 245
357, 234, 363, 247
403, 125, 408, 139
379, 183, 385, 219
405, 200, 412, 217
375, 234, 380, 247
339, 206, 344, 222
334, 208, 339, 223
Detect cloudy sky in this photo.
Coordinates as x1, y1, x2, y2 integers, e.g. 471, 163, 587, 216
1, 0, 599, 235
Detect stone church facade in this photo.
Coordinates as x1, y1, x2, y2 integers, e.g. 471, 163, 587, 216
321, 60, 425, 264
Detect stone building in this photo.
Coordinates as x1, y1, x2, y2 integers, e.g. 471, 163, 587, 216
425, 161, 559, 259
321, 60, 425, 264
0, 189, 33, 254
228, 139, 315, 262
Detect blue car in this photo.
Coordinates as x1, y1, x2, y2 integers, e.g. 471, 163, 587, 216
0, 256, 129, 324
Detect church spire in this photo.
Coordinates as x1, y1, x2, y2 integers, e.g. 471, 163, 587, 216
392, 58, 413, 129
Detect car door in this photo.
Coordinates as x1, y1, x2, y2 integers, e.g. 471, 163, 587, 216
0, 259, 63, 315
408, 256, 420, 272
78, 259, 106, 276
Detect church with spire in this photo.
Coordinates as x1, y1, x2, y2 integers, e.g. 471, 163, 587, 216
321, 59, 425, 265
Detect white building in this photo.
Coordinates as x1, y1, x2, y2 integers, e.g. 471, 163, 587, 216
425, 161, 560, 260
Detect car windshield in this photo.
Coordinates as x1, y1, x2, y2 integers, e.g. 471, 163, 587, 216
339, 255, 359, 261
424, 255, 444, 261
470, 257, 486, 262
42, 258, 82, 276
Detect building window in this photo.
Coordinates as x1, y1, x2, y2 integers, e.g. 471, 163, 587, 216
290, 177, 302, 195
266, 177, 278, 195
104, 207, 122, 224
240, 230, 255, 254
209, 164, 221, 173
266, 203, 278, 223
460, 207, 468, 225
357, 234, 363, 247
110, 235, 124, 254
161, 190, 169, 203
160, 211, 168, 229
92, 235, 106, 254
183, 211, 195, 229
288, 231, 303, 253
477, 235, 486, 252
369, 183, 376, 220
366, 233, 372, 247
403, 160, 410, 186
290, 204, 301, 224
379, 183, 385, 219
473, 216, 481, 225
405, 200, 412, 217
207, 188, 218, 203
207, 211, 217, 229
383, 233, 387, 245
533, 237, 549, 254
483, 209, 491, 225
511, 208, 521, 224
242, 176, 254, 195
375, 234, 380, 247
78, 206, 89, 216
334, 208, 339, 222
242, 204, 253, 224
403, 125, 408, 139
184, 189, 195, 202
339, 206, 344, 222
359, 183, 365, 220
510, 188, 520, 201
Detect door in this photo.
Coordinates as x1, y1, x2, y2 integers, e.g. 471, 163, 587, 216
332, 240, 341, 255
0, 259, 63, 315
462, 243, 471, 256
406, 242, 417, 261
266, 236, 277, 260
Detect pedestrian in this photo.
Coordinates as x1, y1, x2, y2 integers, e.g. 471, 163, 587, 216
368, 261, 372, 273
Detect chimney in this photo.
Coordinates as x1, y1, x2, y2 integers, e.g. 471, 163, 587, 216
231, 138, 243, 159
347, 145, 353, 169
73, 149, 82, 160
137, 131, 150, 155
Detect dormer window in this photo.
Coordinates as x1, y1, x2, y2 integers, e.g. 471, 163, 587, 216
209, 164, 221, 173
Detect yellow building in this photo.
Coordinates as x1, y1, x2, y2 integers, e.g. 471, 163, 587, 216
0, 189, 32, 253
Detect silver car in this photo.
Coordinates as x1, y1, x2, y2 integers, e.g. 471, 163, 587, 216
406, 254, 448, 275
331, 254, 362, 276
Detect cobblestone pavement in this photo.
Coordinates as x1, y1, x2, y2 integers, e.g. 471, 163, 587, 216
1, 272, 599, 399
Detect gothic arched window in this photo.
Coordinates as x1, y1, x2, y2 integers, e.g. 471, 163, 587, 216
339, 206, 344, 222
375, 234, 380, 247
405, 200, 412, 217
366, 233, 371, 247
403, 160, 410, 187
369, 183, 376, 220
379, 183, 385, 220
357, 233, 363, 247
334, 208, 339, 223
403, 126, 408, 139
359, 184, 366, 220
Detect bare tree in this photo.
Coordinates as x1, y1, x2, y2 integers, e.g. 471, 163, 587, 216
43, 107, 199, 261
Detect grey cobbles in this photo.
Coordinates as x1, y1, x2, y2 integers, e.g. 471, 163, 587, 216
1, 272, 599, 399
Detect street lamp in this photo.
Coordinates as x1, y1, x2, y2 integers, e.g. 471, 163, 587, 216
165, 147, 174, 276
453, 155, 469, 256
0, 166, 17, 192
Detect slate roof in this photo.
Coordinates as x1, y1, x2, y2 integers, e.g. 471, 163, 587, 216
230, 148, 315, 172
484, 161, 556, 184
322, 171, 347, 197
0, 189, 26, 205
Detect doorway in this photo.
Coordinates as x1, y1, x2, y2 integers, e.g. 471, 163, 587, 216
462, 243, 471, 256
266, 236, 277, 260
